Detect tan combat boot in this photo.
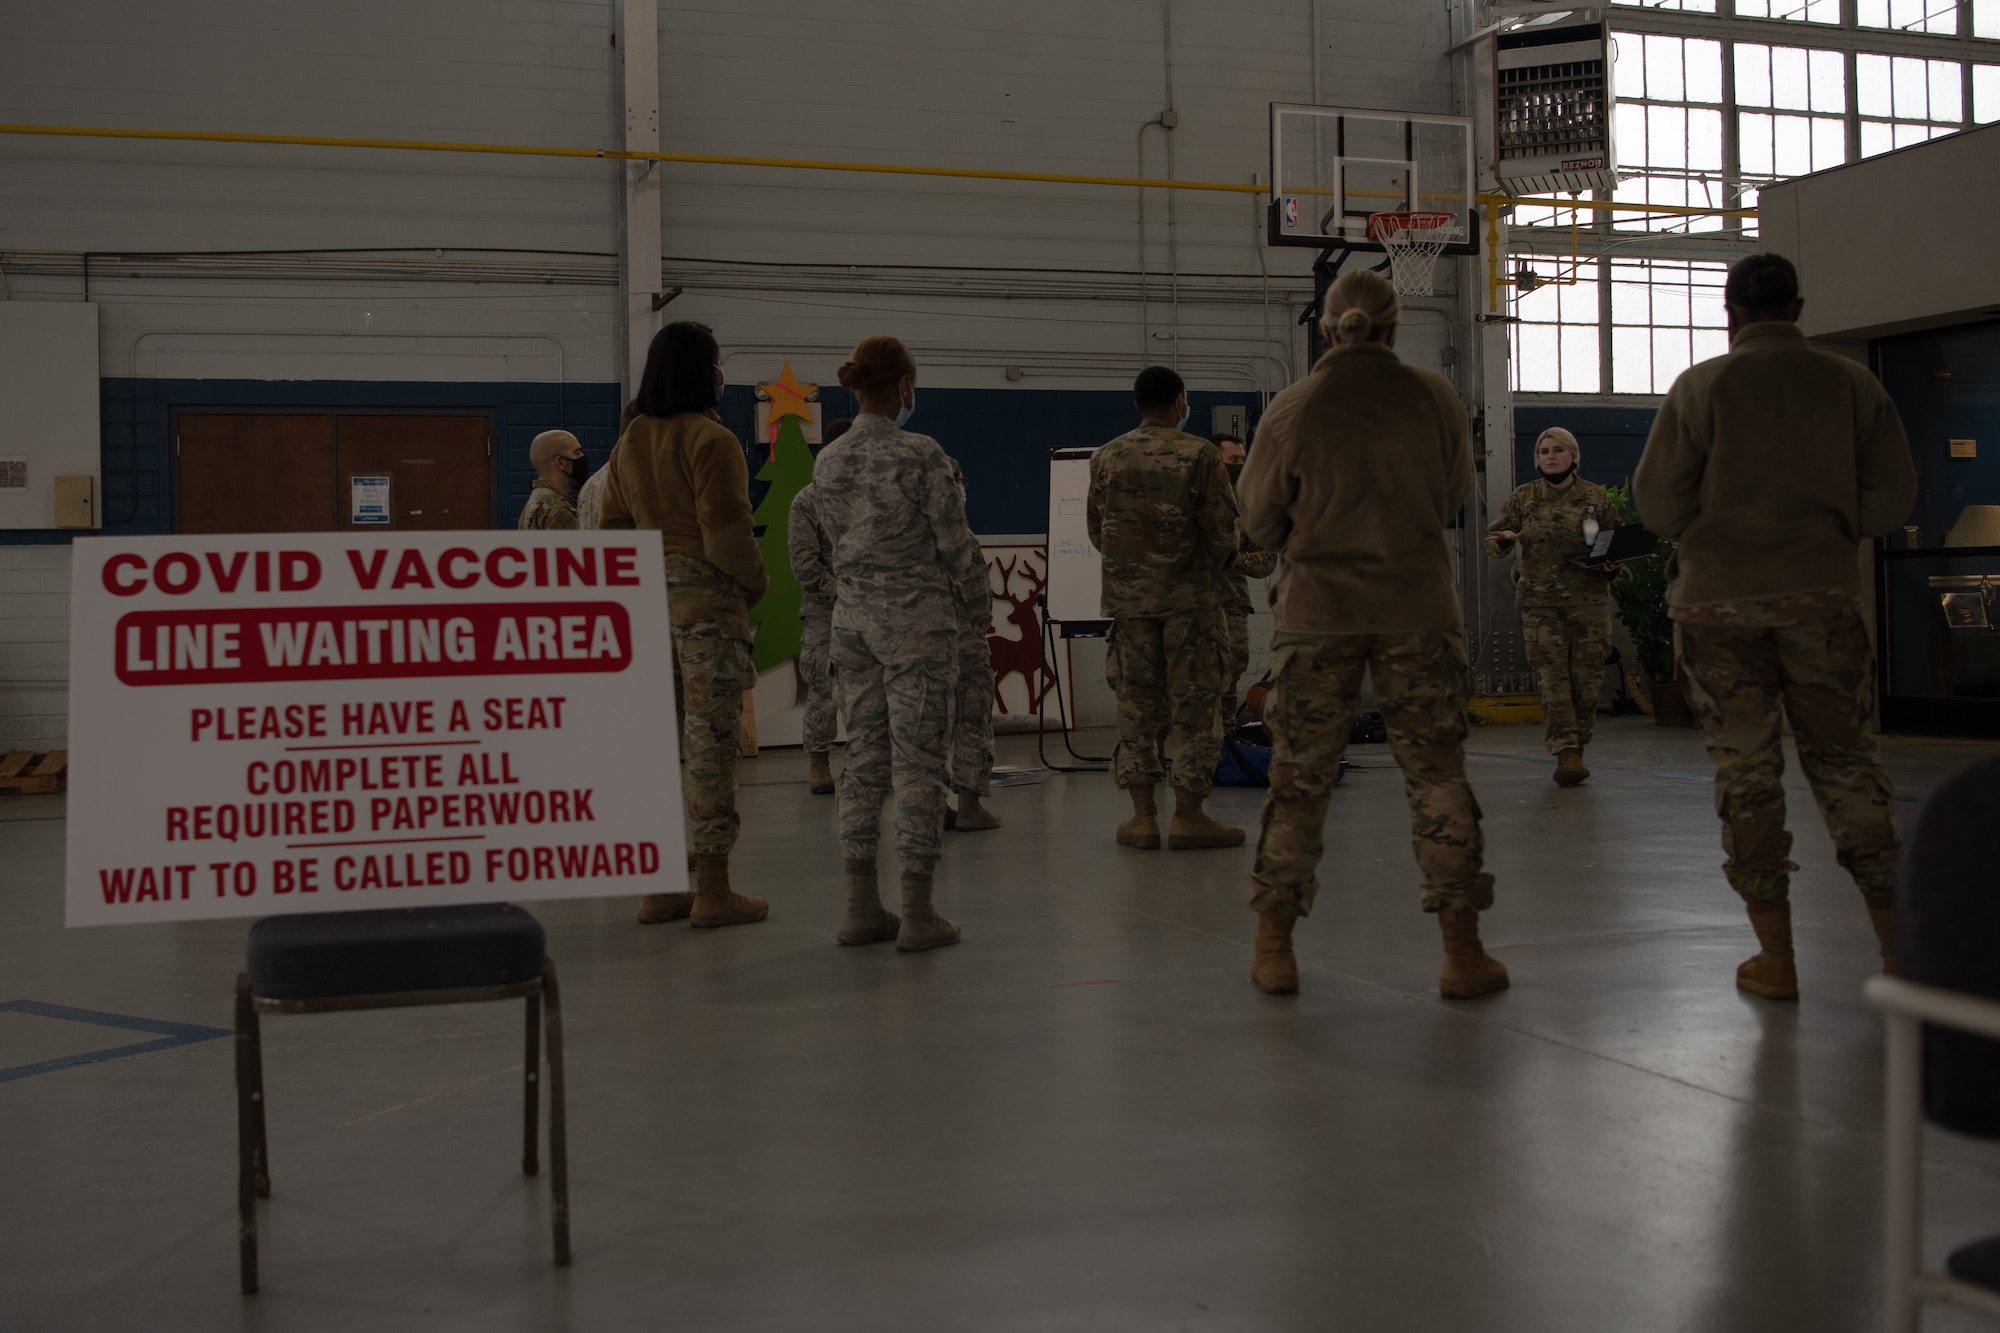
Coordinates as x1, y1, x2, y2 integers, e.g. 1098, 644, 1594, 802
1116, 784, 1161, 849
1865, 898, 1901, 978
895, 872, 960, 952
1437, 908, 1511, 998
1168, 788, 1246, 850
688, 854, 769, 928
637, 852, 698, 923
1553, 748, 1590, 787
809, 752, 835, 796
836, 858, 899, 945
1251, 907, 1300, 995
1737, 901, 1799, 999
952, 788, 1002, 832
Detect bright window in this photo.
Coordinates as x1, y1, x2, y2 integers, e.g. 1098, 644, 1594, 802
1609, 260, 1730, 396
1978, 65, 2000, 121
1736, 0, 1841, 21
1857, 53, 1968, 155
1608, 0, 1719, 11
1858, 0, 1962, 32
1512, 269, 1602, 394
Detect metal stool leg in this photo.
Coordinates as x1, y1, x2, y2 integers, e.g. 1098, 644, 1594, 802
234, 974, 261, 1294
523, 987, 542, 1177
542, 959, 571, 1266
1885, 1009, 1922, 1333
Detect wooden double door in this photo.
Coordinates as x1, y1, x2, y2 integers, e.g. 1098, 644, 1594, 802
175, 412, 492, 534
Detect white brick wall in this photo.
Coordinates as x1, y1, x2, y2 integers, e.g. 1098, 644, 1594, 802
0, 0, 1460, 391
0, 546, 71, 752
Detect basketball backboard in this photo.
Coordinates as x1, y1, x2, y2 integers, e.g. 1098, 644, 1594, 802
1268, 104, 1480, 254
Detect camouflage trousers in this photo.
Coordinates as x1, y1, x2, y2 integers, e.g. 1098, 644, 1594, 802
1250, 632, 1494, 917
800, 605, 837, 755
1520, 603, 1613, 755
1225, 607, 1251, 705
665, 552, 756, 858
833, 617, 955, 875
1105, 609, 1229, 798
950, 610, 996, 797
1679, 610, 1900, 907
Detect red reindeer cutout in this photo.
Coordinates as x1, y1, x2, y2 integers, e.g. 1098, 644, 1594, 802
986, 550, 1051, 715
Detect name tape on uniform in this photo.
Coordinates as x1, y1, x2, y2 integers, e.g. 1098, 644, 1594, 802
64, 532, 683, 926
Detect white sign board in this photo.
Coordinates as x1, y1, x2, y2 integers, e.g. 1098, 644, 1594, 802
64, 531, 683, 926
1043, 448, 1103, 624
350, 474, 391, 524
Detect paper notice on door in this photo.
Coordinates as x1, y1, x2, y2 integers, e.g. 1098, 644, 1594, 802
350, 475, 391, 524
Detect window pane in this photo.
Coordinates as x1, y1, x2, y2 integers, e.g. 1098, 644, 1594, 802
1774, 114, 1814, 175
1689, 108, 1724, 170
1861, 119, 1895, 156
1857, 0, 1889, 24
1609, 0, 1717, 9
1737, 44, 1773, 108
1858, 54, 1893, 117
1559, 272, 1600, 325
1646, 35, 1686, 102
1612, 327, 1654, 394
1809, 49, 1846, 115
1653, 275, 1692, 327
1654, 329, 1695, 393
1612, 269, 1650, 324
1560, 325, 1601, 393
1931, 60, 1963, 122
1738, 0, 1840, 18
1773, 47, 1812, 110
1893, 56, 1928, 119
1648, 104, 1688, 168
1514, 324, 1560, 393
1892, 120, 1929, 147
1687, 39, 1724, 103
1694, 328, 1731, 365
1978, 66, 2000, 123
1813, 115, 1847, 170
1740, 111, 1775, 176
1614, 33, 1645, 99
1617, 102, 1648, 169
1981, 0, 2000, 38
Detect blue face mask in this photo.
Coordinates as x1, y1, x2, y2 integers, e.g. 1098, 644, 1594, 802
895, 387, 915, 429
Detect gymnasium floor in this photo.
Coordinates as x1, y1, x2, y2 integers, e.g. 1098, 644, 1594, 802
4, 716, 1999, 1331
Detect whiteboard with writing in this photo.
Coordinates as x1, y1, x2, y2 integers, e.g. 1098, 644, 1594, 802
1045, 448, 1103, 624
64, 531, 683, 925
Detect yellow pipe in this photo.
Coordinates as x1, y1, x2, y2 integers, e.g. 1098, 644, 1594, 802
1, 121, 1760, 218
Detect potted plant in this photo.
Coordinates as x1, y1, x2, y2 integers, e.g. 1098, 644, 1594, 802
1602, 484, 1694, 727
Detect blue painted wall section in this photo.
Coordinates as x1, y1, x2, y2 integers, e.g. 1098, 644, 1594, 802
0, 379, 1266, 543
1877, 320, 2000, 545
1513, 405, 1659, 500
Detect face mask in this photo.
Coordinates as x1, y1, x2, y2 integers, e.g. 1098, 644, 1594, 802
1541, 462, 1575, 485
714, 363, 726, 394
1176, 400, 1191, 432
958, 484, 968, 505
565, 454, 592, 485
895, 386, 915, 429
1226, 463, 1244, 485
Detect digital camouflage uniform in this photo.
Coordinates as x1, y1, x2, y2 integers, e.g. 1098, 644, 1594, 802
1486, 477, 1619, 755
1087, 423, 1239, 797
1225, 535, 1278, 701
1251, 630, 1493, 916
664, 552, 758, 857
812, 414, 988, 875
789, 483, 838, 757
518, 483, 579, 531
950, 592, 996, 797
1677, 589, 1900, 908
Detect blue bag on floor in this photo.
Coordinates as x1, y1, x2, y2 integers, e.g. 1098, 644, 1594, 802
1213, 723, 1345, 789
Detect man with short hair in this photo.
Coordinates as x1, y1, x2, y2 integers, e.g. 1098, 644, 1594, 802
1636, 251, 1916, 1000
518, 429, 587, 530
1088, 366, 1242, 850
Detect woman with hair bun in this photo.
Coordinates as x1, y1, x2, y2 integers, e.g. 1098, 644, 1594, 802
813, 335, 988, 952
599, 321, 771, 930
1486, 425, 1621, 786
1235, 268, 1508, 1001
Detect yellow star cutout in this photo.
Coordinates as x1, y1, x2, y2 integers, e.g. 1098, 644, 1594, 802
759, 362, 815, 425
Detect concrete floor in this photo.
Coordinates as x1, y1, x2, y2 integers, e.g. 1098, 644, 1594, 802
4, 716, 1999, 1331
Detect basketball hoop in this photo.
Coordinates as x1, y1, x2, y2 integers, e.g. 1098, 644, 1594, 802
1368, 211, 1462, 298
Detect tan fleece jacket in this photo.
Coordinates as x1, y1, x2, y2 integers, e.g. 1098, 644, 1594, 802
1634, 322, 1915, 611
1236, 342, 1472, 634
597, 410, 769, 605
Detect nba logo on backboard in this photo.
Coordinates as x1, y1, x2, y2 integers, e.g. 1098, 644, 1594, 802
1280, 196, 1301, 232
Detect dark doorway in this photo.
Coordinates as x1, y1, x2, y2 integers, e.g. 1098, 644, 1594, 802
173, 411, 492, 533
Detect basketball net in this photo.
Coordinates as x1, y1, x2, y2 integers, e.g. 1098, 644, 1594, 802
1367, 211, 1461, 298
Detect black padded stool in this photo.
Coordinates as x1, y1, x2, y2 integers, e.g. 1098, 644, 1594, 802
234, 903, 569, 1294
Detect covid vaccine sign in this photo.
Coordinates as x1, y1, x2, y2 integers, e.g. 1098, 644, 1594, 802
64, 532, 683, 926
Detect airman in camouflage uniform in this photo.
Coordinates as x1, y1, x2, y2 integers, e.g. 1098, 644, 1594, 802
1225, 534, 1278, 705
816, 338, 989, 952
1089, 367, 1242, 850
789, 481, 839, 795
1636, 253, 1916, 998
942, 456, 1001, 832
518, 429, 586, 531
1486, 427, 1619, 785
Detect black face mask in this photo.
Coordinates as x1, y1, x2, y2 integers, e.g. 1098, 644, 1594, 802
1226, 463, 1244, 485
564, 454, 592, 486
1540, 463, 1576, 485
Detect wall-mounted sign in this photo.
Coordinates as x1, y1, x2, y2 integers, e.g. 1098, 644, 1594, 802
64, 532, 683, 925
350, 474, 391, 524
0, 456, 25, 490
1950, 439, 1977, 459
